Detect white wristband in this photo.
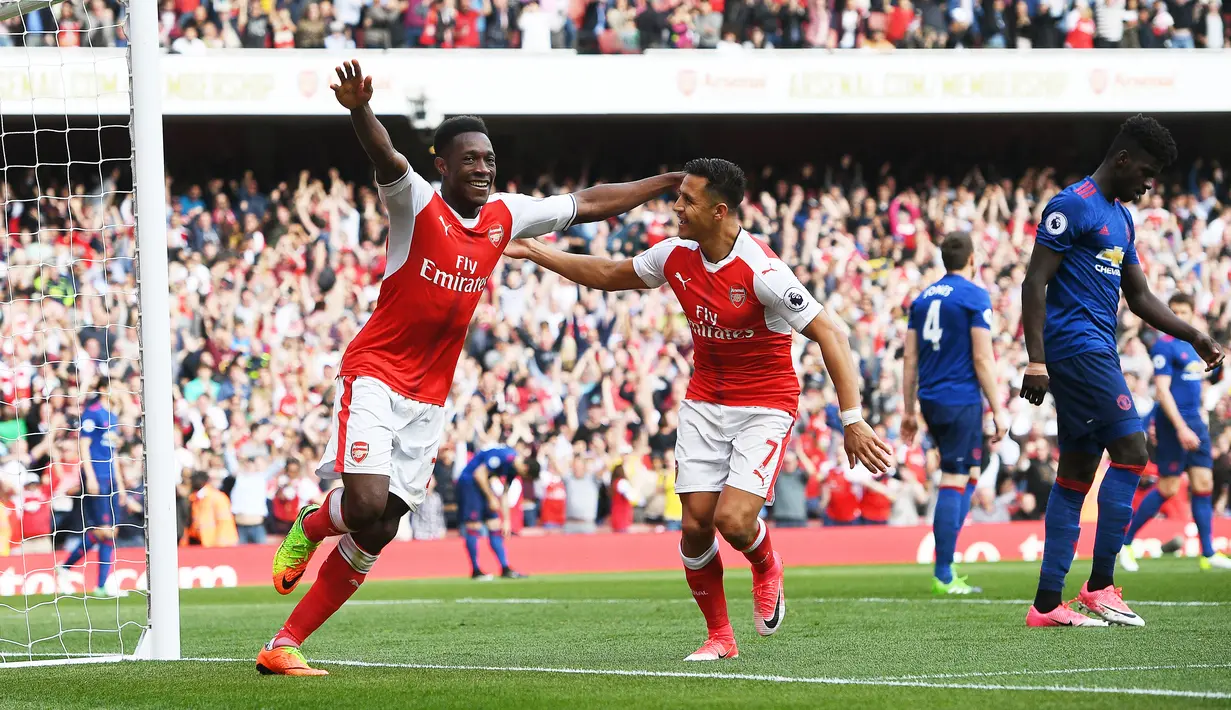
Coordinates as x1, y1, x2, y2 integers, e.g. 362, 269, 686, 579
840, 408, 864, 427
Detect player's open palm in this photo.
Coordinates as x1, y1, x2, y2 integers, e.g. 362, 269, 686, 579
330, 59, 373, 110
844, 420, 894, 474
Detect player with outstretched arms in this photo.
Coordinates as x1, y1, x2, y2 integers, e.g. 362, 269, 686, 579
1019, 115, 1223, 628
256, 61, 685, 676
505, 158, 893, 660
1119, 293, 1231, 571
900, 232, 1005, 596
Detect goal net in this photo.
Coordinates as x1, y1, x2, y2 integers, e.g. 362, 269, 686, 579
0, 0, 178, 665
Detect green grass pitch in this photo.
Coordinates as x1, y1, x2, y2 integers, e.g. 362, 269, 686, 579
2, 559, 1229, 708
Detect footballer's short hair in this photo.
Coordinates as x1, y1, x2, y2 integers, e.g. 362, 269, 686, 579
941, 232, 974, 272
684, 157, 746, 209
1110, 114, 1178, 168
433, 115, 489, 156
1168, 292, 1195, 309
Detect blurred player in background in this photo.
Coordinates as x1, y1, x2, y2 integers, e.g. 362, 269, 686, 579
506, 158, 893, 661
256, 60, 685, 676
57, 377, 126, 597
1019, 115, 1224, 628
901, 232, 1005, 596
1120, 293, 1231, 571
456, 445, 528, 580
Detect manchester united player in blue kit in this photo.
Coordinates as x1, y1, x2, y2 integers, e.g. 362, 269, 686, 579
901, 232, 1005, 596
1120, 293, 1231, 571
456, 446, 527, 580
57, 377, 128, 596
1020, 115, 1224, 627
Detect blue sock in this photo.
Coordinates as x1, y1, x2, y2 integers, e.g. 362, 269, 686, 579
1123, 488, 1164, 545
1091, 464, 1141, 588
1037, 481, 1088, 601
464, 531, 482, 574
488, 531, 510, 571
1192, 493, 1215, 558
97, 540, 115, 591
61, 535, 86, 567
958, 480, 976, 534
933, 486, 962, 584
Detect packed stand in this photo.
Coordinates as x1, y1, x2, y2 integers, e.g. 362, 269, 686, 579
2, 154, 1231, 552
1, 0, 1224, 50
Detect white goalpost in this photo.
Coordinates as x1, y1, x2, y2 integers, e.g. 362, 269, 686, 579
0, 0, 179, 665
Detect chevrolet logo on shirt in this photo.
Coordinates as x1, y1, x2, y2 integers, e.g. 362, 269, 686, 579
1095, 246, 1124, 276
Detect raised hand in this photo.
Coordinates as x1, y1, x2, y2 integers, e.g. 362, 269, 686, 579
329, 59, 373, 111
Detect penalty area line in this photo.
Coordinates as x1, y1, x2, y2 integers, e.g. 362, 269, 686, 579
182, 657, 1231, 699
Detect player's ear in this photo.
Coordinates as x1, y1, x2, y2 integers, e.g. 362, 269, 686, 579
434, 155, 447, 178
714, 202, 728, 221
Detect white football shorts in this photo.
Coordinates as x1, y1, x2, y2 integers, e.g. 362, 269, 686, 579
674, 400, 794, 503
315, 375, 446, 512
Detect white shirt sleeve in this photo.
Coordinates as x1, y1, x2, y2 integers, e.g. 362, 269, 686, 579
498, 192, 578, 240
378, 163, 436, 278
752, 259, 824, 332
632, 238, 678, 288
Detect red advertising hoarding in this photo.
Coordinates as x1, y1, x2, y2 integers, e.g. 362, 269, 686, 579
2, 519, 1225, 597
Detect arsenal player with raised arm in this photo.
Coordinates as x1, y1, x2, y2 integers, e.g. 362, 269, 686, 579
256, 60, 685, 676
505, 158, 893, 661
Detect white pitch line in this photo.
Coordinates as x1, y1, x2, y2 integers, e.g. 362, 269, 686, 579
817, 597, 1230, 607
179, 596, 1230, 609
870, 662, 1231, 682
180, 657, 1231, 700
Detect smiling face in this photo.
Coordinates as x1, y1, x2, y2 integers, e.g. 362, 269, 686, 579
436, 131, 495, 214
673, 174, 727, 239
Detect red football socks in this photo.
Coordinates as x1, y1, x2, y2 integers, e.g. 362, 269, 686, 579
302, 488, 347, 542
742, 519, 776, 575
277, 536, 377, 647
682, 542, 731, 637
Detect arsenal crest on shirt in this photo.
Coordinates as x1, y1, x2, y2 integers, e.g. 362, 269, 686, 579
488, 224, 505, 247
729, 284, 747, 307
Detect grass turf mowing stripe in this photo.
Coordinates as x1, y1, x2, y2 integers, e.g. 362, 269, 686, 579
870, 662, 1231, 682
180, 657, 1231, 700
178, 596, 1231, 609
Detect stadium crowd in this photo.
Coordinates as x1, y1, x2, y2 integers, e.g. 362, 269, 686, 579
0, 0, 1226, 51
3, 151, 1231, 553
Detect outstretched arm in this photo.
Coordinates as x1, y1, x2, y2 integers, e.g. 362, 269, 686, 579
513, 240, 650, 291
330, 60, 409, 185
572, 173, 685, 224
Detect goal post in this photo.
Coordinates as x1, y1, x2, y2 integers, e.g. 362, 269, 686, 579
0, 0, 179, 665
128, 0, 180, 663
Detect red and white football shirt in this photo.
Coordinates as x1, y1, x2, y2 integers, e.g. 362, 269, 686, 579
632, 231, 823, 414
340, 167, 577, 406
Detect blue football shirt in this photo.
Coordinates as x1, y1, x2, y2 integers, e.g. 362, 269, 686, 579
908, 273, 992, 406
1035, 177, 1139, 362
80, 400, 119, 492
458, 447, 517, 485
1151, 335, 1206, 416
